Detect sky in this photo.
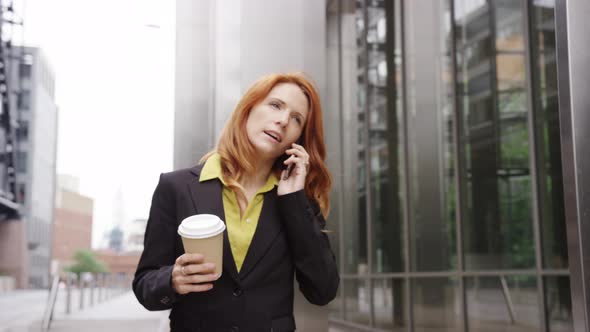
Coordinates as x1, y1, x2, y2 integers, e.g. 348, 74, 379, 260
17, 0, 176, 247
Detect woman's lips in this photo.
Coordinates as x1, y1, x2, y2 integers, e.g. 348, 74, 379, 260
264, 131, 282, 143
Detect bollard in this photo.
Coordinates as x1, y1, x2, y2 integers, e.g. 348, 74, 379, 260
106, 274, 111, 300
90, 274, 95, 306
65, 273, 72, 314
79, 277, 85, 310
103, 274, 107, 300
103, 274, 108, 300
119, 274, 122, 295
98, 273, 103, 302
118, 274, 122, 296
110, 274, 114, 299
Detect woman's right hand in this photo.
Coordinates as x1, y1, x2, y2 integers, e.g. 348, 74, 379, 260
171, 253, 220, 295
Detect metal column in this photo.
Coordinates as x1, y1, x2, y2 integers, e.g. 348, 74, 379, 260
555, 0, 590, 331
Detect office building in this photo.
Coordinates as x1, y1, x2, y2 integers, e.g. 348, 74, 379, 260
175, 1, 329, 330
176, 0, 590, 330
18, 47, 58, 288
0, 46, 57, 289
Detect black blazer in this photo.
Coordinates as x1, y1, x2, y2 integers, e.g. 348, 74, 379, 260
132, 165, 339, 332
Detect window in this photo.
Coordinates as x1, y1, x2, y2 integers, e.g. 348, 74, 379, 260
16, 151, 27, 173
17, 91, 31, 110
19, 63, 32, 79
16, 124, 28, 141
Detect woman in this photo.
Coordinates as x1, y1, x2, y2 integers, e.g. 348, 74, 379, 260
133, 72, 339, 332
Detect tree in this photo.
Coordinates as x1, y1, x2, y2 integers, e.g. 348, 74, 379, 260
65, 250, 109, 276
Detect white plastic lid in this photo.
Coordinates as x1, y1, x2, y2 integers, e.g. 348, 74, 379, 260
177, 214, 226, 239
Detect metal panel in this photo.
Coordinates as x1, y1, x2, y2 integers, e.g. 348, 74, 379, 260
174, 0, 214, 169
449, 0, 468, 329
522, 0, 548, 330
555, 0, 590, 331
399, 1, 413, 330
360, 1, 375, 326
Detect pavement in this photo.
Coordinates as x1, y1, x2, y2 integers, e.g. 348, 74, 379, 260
0, 288, 345, 332
45, 291, 165, 332
0, 289, 164, 332
0, 290, 48, 332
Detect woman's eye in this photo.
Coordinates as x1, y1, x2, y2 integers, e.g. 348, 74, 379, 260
270, 102, 280, 110
291, 115, 302, 125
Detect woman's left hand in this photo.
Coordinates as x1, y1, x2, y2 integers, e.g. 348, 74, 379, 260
277, 143, 309, 196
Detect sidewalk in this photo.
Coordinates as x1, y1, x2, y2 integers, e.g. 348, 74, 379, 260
48, 291, 164, 332
0, 290, 48, 332
0, 290, 165, 332
1, 289, 343, 332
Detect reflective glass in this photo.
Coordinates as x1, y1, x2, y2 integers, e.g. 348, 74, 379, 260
496, 55, 526, 90
406, 0, 456, 272
544, 276, 573, 332
343, 279, 371, 325
327, 0, 572, 330
466, 276, 540, 331
530, 0, 567, 270
328, 282, 343, 320
368, 0, 405, 274
413, 278, 461, 331
494, 0, 524, 51
373, 278, 406, 330
325, 0, 341, 275
340, 0, 368, 275
455, 0, 535, 270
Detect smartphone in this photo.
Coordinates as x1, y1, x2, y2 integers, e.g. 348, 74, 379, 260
279, 138, 304, 180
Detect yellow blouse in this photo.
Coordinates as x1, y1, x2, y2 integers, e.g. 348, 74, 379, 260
199, 153, 278, 272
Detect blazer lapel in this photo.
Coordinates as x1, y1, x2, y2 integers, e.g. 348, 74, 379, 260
187, 169, 240, 283
238, 189, 282, 279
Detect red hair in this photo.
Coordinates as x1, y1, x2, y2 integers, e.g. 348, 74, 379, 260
201, 72, 332, 217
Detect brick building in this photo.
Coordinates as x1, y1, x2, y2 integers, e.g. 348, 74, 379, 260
94, 249, 140, 276
51, 175, 93, 274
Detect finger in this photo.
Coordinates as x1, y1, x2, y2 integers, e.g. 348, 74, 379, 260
176, 253, 205, 266
285, 148, 308, 159
186, 272, 220, 284
175, 272, 219, 285
291, 142, 306, 150
281, 160, 306, 179
285, 149, 310, 167
173, 273, 193, 285
172, 263, 190, 277
284, 156, 306, 169
182, 262, 216, 275
291, 143, 309, 155
283, 155, 299, 166
283, 159, 305, 175
185, 253, 206, 264
172, 264, 182, 277
177, 283, 214, 294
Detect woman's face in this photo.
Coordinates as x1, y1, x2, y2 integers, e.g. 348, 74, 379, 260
246, 82, 309, 161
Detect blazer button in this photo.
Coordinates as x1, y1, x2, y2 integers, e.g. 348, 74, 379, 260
233, 287, 243, 297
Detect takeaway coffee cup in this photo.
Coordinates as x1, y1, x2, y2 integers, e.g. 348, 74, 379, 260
177, 214, 226, 276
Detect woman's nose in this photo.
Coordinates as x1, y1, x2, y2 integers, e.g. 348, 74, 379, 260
275, 111, 290, 126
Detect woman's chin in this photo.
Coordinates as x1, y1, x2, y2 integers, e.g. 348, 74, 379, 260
252, 147, 282, 162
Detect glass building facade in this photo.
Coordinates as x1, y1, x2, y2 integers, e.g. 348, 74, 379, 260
324, 0, 571, 330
